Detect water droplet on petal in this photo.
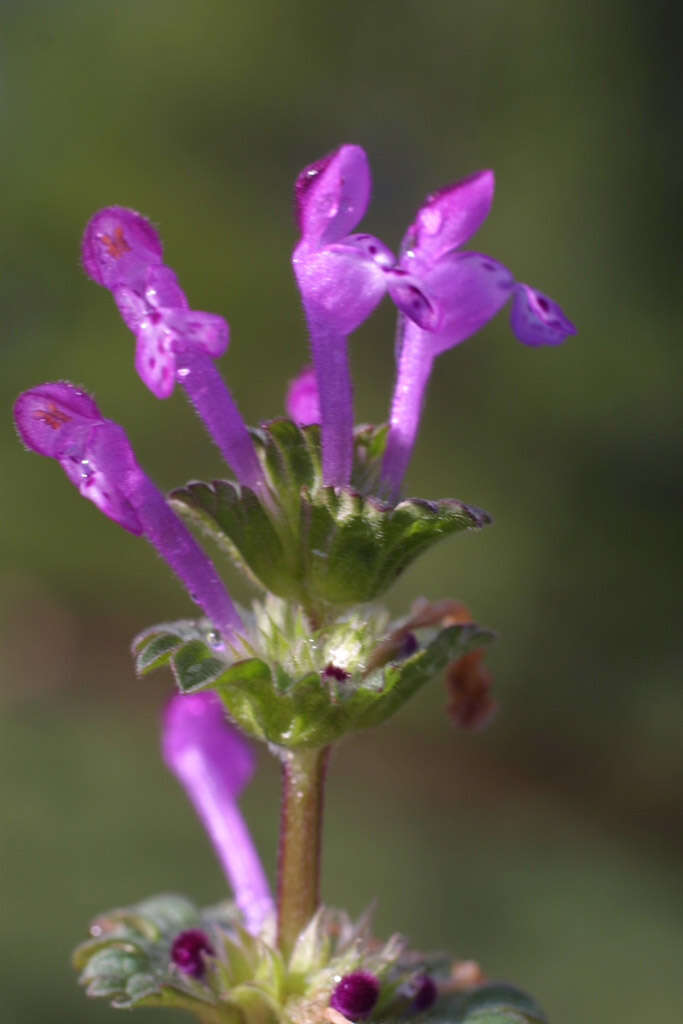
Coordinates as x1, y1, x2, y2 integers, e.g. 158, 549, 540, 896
206, 629, 225, 652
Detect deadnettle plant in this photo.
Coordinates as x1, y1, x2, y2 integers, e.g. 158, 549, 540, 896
16, 143, 574, 1024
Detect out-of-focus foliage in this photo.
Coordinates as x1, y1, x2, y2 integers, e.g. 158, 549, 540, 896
1, 2, 681, 1023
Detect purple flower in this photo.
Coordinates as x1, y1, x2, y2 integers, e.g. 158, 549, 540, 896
292, 148, 575, 499
286, 365, 321, 426
13, 382, 242, 640
170, 928, 214, 978
330, 971, 380, 1020
292, 146, 384, 487
163, 693, 273, 933
82, 207, 266, 497
381, 171, 576, 498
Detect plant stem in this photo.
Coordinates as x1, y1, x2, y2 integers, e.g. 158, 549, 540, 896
277, 746, 329, 956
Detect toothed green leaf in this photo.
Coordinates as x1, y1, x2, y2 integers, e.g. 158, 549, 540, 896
170, 419, 490, 615
427, 984, 548, 1024
134, 600, 492, 749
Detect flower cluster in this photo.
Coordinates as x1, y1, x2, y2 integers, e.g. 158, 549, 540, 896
292, 145, 575, 496
15, 144, 573, 1023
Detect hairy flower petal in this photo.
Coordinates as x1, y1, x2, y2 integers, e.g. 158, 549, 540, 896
401, 170, 495, 266
82, 206, 163, 290
384, 269, 440, 331
295, 144, 371, 249
419, 250, 515, 356
294, 244, 387, 335
61, 422, 144, 534
179, 310, 230, 358
144, 263, 188, 312
134, 316, 177, 399
14, 381, 100, 459
163, 692, 255, 796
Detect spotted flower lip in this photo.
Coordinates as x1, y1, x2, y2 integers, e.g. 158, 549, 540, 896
510, 283, 576, 347
82, 206, 266, 497
163, 693, 274, 934
170, 928, 214, 978
13, 381, 243, 640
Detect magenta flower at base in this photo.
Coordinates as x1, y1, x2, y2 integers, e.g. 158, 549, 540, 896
330, 971, 380, 1020
170, 929, 215, 978
13, 382, 242, 641
82, 207, 267, 497
163, 693, 274, 934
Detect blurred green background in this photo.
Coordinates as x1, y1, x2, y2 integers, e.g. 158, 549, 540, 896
2, 2, 681, 1022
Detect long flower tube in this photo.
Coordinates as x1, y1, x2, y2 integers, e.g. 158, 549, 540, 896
162, 693, 274, 934
82, 207, 267, 498
13, 382, 242, 641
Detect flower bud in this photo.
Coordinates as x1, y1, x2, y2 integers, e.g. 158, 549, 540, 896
170, 929, 214, 978
330, 971, 379, 1020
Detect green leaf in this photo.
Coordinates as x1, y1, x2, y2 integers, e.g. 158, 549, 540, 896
133, 893, 201, 934
171, 480, 293, 597
288, 907, 334, 976
428, 984, 548, 1024
213, 659, 288, 742
253, 419, 321, 499
72, 893, 216, 1011
134, 632, 183, 673
373, 498, 490, 595
352, 624, 494, 731
226, 984, 281, 1024
173, 639, 232, 693
169, 420, 490, 613
310, 493, 387, 604
79, 945, 150, 1001
133, 601, 494, 750
133, 620, 206, 676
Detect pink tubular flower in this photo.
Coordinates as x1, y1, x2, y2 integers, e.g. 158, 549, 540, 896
163, 693, 273, 933
292, 148, 575, 500
13, 382, 242, 641
82, 207, 267, 497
